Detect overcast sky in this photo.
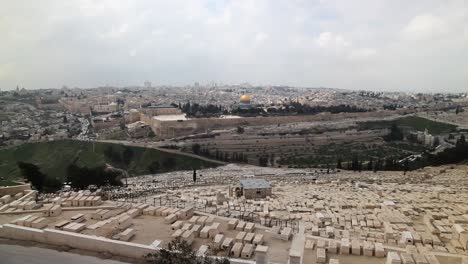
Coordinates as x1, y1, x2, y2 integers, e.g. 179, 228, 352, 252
1, 0, 467, 92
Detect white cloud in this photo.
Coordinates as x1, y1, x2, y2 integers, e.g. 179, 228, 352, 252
348, 48, 377, 60
254, 32, 268, 44
316, 32, 350, 48
402, 14, 448, 40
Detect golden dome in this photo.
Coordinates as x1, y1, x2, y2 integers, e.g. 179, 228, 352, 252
240, 95, 251, 104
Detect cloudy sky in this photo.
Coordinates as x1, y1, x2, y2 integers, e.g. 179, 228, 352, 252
1, 0, 467, 92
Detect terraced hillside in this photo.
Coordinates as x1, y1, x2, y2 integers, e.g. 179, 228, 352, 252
357, 116, 458, 135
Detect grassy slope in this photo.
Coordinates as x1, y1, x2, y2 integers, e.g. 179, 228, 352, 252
0, 140, 219, 180
357, 116, 458, 135
0, 179, 22, 186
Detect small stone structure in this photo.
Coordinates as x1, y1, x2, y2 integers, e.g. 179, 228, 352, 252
231, 179, 272, 199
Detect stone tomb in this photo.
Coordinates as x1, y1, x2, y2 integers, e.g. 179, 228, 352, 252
231, 242, 243, 258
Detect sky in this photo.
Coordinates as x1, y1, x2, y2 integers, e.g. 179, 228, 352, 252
1, 0, 467, 92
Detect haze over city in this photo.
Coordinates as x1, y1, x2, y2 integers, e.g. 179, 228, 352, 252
1, 0, 467, 92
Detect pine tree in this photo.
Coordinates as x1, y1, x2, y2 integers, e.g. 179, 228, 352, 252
337, 158, 342, 169
367, 158, 374, 171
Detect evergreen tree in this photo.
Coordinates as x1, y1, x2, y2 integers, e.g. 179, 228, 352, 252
337, 158, 342, 169
367, 158, 374, 171
17, 162, 46, 192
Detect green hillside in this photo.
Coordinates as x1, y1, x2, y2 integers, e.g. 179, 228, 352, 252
357, 116, 458, 135
0, 140, 219, 181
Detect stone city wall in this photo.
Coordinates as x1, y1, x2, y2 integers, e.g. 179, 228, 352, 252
149, 110, 398, 139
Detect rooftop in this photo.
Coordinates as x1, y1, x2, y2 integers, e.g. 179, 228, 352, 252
152, 114, 188, 121
240, 179, 270, 189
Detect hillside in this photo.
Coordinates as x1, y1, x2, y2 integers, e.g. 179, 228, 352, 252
0, 140, 219, 181
357, 116, 458, 135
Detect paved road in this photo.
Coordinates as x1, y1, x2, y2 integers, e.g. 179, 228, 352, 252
0, 244, 129, 264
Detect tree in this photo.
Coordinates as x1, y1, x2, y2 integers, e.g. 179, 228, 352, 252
336, 158, 342, 169
104, 146, 122, 164
385, 124, 404, 141
17, 162, 46, 192
122, 147, 134, 167
146, 237, 229, 264
66, 164, 123, 189
192, 144, 201, 155
258, 156, 268, 167
161, 157, 176, 170
148, 161, 160, 174
63, 115, 68, 123
459, 134, 466, 145
432, 137, 440, 148
236, 126, 244, 134
403, 159, 410, 173
374, 159, 382, 172
351, 156, 359, 171
119, 120, 126, 130
367, 158, 374, 171
192, 169, 197, 182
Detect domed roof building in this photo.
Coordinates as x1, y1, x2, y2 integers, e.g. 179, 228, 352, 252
240, 95, 251, 104
238, 94, 252, 109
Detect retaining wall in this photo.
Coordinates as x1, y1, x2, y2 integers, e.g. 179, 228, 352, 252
0, 224, 257, 263
0, 224, 156, 259
0, 184, 31, 196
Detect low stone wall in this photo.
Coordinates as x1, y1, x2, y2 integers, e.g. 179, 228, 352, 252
0, 224, 47, 243
44, 228, 156, 259
0, 184, 31, 197
0, 224, 156, 259
0, 223, 258, 263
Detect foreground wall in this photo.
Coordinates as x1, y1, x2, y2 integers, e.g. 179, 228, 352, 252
0, 224, 156, 259
0, 224, 257, 263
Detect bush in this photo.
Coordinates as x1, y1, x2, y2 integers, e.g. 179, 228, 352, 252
66, 164, 123, 189
17, 162, 62, 193
145, 237, 229, 264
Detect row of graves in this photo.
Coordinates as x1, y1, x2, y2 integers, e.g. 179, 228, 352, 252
169, 214, 269, 261
0, 190, 39, 213
303, 237, 385, 264
112, 171, 240, 201
44, 190, 103, 208
9, 202, 140, 241
269, 180, 467, 264
385, 250, 467, 264
303, 235, 464, 264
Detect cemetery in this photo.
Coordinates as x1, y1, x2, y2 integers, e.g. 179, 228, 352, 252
0, 163, 467, 263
